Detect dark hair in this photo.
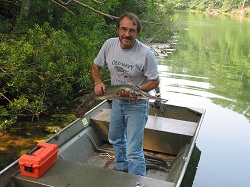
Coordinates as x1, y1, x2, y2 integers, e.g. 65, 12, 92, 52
116, 13, 141, 33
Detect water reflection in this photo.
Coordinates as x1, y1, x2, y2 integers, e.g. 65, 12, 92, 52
157, 12, 250, 187
159, 12, 250, 121
158, 63, 232, 103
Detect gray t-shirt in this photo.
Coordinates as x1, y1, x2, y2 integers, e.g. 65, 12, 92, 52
94, 37, 159, 86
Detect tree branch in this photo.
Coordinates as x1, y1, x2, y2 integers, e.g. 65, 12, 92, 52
0, 92, 12, 104
52, 0, 75, 15
52, 0, 161, 24
91, 0, 104, 5
56, 0, 72, 5
0, 66, 12, 78
71, 0, 118, 19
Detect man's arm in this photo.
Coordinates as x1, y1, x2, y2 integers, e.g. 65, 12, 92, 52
138, 77, 160, 92
90, 64, 106, 96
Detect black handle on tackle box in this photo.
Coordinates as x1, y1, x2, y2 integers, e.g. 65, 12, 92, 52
26, 145, 44, 156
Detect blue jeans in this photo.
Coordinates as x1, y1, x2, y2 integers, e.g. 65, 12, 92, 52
108, 98, 149, 176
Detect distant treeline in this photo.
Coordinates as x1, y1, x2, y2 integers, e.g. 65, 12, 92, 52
168, 0, 250, 15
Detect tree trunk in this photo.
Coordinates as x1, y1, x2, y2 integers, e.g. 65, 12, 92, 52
241, 0, 246, 14
20, 0, 31, 17
13, 0, 31, 33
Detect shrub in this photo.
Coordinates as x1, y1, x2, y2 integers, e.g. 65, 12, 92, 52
0, 23, 91, 128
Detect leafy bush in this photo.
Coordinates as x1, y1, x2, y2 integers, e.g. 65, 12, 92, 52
244, 8, 250, 16
0, 0, 175, 130
220, 4, 232, 13
0, 23, 92, 128
196, 3, 207, 11
173, 3, 187, 10
188, 2, 198, 10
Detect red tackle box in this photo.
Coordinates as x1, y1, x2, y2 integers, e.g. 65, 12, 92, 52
18, 142, 58, 178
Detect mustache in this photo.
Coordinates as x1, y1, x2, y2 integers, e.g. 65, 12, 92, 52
121, 36, 132, 40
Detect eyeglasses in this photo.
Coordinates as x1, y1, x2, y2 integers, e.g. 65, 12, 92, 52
119, 27, 137, 34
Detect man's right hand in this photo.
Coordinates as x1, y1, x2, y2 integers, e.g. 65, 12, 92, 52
94, 82, 106, 96
91, 64, 106, 96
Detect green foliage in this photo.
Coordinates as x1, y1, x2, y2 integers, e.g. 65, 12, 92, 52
168, 0, 188, 10
167, 0, 250, 15
196, 3, 207, 11
135, 1, 176, 43
244, 8, 250, 16
0, 0, 175, 129
0, 19, 13, 33
0, 23, 91, 127
0, 0, 20, 33
105, 0, 176, 42
220, 3, 232, 13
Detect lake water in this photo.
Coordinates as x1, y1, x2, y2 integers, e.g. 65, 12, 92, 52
157, 12, 250, 187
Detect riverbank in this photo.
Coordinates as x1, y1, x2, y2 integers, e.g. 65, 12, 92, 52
0, 114, 75, 170
192, 6, 250, 16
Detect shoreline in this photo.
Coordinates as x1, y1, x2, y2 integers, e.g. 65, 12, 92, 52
188, 6, 250, 17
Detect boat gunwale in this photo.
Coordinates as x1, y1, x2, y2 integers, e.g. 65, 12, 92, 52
175, 106, 206, 187
0, 100, 205, 187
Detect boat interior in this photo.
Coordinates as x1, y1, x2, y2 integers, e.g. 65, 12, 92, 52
2, 101, 204, 187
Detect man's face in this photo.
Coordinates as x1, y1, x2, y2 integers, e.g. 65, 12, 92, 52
117, 17, 138, 49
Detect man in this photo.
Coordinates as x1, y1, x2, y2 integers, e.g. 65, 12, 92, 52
90, 13, 159, 176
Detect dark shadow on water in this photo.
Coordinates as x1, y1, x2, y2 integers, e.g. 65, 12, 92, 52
181, 144, 201, 187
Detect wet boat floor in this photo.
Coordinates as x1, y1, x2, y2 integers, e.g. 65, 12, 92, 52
13, 157, 176, 187
84, 143, 175, 181
12, 144, 176, 187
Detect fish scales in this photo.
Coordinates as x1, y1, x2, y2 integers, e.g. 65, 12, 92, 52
74, 85, 167, 118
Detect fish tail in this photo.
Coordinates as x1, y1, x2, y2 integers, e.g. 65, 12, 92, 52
74, 99, 97, 118
74, 93, 97, 118
74, 104, 86, 118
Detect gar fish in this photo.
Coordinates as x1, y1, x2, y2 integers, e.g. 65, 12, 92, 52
74, 84, 167, 118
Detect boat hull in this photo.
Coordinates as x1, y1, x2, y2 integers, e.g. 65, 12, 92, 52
0, 100, 205, 187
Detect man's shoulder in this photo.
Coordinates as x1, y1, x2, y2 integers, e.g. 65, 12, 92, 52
136, 40, 154, 53
105, 37, 119, 45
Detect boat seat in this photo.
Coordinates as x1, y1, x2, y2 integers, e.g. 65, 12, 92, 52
12, 158, 175, 187
91, 109, 198, 155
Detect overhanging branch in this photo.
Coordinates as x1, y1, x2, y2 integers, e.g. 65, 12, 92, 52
52, 0, 75, 15
52, 0, 161, 24
72, 0, 117, 19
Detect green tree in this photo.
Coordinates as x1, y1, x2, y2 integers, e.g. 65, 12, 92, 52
0, 0, 175, 129
0, 24, 86, 123
167, 0, 250, 14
